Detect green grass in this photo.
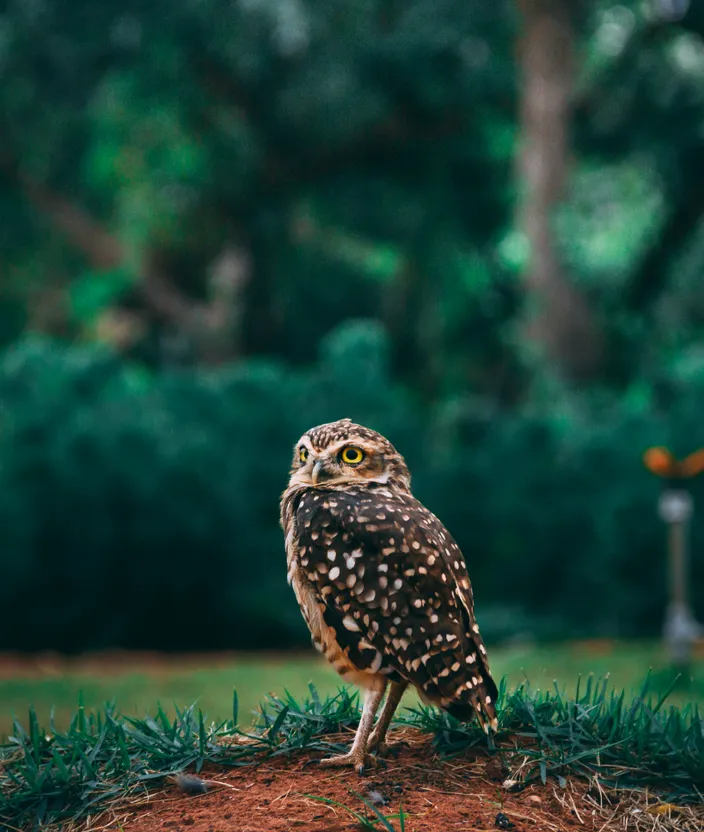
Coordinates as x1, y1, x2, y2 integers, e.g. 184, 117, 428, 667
1, 641, 702, 737
1, 676, 703, 830
0, 658, 338, 738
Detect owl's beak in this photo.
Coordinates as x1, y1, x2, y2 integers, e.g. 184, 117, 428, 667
311, 460, 336, 486
311, 460, 324, 486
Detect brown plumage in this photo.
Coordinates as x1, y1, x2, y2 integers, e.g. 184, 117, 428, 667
280, 418, 497, 773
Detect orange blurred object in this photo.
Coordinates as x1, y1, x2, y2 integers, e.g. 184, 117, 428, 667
679, 448, 704, 478
643, 445, 704, 478
643, 446, 676, 477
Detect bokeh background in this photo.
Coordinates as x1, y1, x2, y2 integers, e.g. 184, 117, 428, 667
1, 0, 703, 729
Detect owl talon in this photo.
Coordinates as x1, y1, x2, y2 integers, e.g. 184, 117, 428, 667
301, 758, 322, 770
318, 751, 378, 775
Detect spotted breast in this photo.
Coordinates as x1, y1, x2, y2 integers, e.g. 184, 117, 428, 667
282, 481, 497, 725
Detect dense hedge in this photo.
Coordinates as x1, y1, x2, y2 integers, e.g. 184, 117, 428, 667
0, 322, 702, 652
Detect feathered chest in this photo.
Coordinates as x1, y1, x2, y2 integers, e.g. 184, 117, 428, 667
280, 485, 305, 584
279, 482, 497, 713
280, 485, 373, 683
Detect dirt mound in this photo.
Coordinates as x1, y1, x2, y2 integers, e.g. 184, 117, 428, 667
85, 731, 674, 832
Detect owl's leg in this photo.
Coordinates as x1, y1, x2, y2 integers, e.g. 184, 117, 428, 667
368, 680, 409, 756
318, 679, 386, 775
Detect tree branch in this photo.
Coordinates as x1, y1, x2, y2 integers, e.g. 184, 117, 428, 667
2, 152, 251, 361
0, 153, 122, 269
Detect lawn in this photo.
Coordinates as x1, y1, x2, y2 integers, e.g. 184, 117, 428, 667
1, 640, 702, 737
3, 653, 703, 832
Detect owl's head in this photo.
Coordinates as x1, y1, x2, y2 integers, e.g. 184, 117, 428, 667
288, 418, 411, 491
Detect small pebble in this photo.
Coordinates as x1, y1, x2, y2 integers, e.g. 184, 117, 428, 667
173, 774, 209, 795
495, 812, 515, 830
367, 790, 389, 806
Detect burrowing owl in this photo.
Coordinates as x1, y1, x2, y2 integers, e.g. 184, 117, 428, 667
280, 418, 497, 773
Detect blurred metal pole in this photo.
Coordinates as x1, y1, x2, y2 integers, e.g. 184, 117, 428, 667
659, 490, 700, 668
669, 519, 686, 609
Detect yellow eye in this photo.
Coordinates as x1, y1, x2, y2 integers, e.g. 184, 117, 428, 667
299, 447, 308, 463
340, 446, 364, 465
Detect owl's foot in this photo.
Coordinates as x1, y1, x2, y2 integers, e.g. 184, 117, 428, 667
317, 750, 379, 776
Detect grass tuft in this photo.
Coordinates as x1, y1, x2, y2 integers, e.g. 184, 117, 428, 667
304, 793, 407, 831
0, 676, 702, 830
404, 674, 704, 801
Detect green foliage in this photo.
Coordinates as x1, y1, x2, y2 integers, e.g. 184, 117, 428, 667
68, 269, 134, 325
3, 1, 704, 394
1, 679, 702, 829
0, 327, 703, 650
0, 0, 517, 391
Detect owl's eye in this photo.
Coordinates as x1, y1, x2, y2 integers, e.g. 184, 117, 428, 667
299, 447, 308, 463
340, 446, 365, 465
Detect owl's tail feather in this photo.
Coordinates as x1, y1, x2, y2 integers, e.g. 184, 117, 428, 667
445, 679, 499, 733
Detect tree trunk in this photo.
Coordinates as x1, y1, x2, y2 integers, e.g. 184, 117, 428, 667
517, 0, 602, 382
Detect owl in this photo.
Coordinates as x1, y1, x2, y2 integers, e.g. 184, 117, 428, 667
280, 418, 497, 774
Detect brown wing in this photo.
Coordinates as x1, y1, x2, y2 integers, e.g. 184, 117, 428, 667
294, 485, 498, 730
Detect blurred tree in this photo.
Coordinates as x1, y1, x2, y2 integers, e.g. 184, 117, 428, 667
2, 1, 702, 398
0, 0, 516, 391
570, 0, 704, 387
516, 0, 603, 382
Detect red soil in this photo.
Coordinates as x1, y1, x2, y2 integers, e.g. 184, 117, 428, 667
92, 732, 612, 832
